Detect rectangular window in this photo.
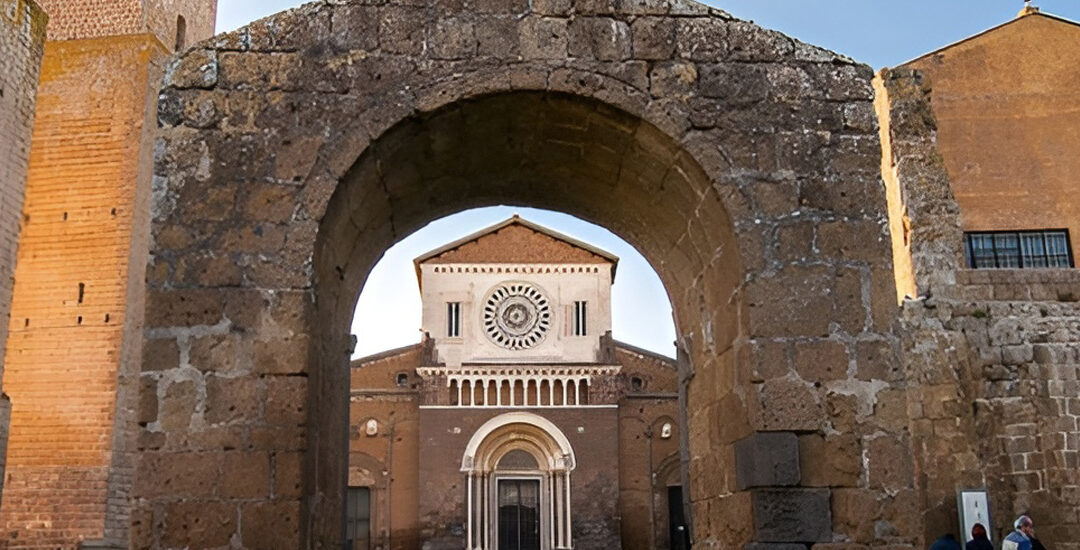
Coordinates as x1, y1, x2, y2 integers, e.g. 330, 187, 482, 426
345, 487, 371, 550
964, 230, 1074, 269
572, 301, 587, 336
447, 302, 461, 338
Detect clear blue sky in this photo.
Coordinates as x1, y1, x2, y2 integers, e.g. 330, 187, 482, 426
212, 0, 1080, 358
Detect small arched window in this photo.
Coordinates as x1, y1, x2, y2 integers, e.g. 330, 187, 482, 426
175, 15, 187, 51
395, 373, 408, 387
630, 376, 644, 392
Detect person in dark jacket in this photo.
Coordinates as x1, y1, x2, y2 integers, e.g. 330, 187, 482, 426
966, 523, 993, 550
930, 533, 962, 550
1030, 535, 1047, 550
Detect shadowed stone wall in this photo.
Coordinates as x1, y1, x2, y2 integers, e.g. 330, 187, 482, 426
140, 1, 912, 548
0, 0, 46, 514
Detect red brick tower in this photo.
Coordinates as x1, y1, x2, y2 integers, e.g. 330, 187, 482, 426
1, 1, 215, 547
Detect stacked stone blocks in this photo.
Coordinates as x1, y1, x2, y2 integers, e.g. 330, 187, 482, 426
883, 67, 1079, 548
147, 0, 914, 548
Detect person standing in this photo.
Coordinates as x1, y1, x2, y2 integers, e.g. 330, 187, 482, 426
966, 523, 993, 550
930, 533, 962, 550
1002, 515, 1034, 550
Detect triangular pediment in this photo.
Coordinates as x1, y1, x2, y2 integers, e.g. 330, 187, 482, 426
415, 216, 618, 267
899, 11, 1080, 67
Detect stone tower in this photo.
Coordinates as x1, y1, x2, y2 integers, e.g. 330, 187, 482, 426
0, 0, 215, 547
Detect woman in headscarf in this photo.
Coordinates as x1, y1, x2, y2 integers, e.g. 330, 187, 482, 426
965, 523, 993, 550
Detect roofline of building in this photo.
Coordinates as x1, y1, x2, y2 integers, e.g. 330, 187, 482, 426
896, 10, 1080, 68
613, 340, 676, 365
622, 392, 679, 400
411, 215, 621, 289
350, 342, 422, 367
349, 340, 674, 368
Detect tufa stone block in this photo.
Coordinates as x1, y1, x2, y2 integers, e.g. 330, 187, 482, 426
752, 488, 832, 543
735, 432, 800, 490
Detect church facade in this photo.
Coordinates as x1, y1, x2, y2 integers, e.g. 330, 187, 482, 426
348, 218, 684, 550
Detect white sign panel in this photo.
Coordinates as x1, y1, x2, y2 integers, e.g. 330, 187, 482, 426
958, 489, 992, 543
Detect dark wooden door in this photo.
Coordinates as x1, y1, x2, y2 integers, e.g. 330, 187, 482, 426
668, 486, 690, 550
498, 479, 540, 550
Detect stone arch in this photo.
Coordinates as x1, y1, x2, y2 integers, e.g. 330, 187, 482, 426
461, 411, 576, 472
306, 87, 748, 547
138, 1, 915, 549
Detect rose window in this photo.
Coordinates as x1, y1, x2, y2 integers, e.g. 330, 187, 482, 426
482, 283, 552, 350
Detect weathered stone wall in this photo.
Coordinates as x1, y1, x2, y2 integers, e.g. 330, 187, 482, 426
879, 42, 1080, 550
143, 1, 912, 548
900, 295, 1080, 549
0, 0, 46, 511
874, 68, 963, 301
0, 34, 165, 549
947, 268, 1080, 302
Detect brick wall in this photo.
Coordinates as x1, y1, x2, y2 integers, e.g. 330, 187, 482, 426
35, 0, 215, 50
903, 14, 1080, 265
0, 0, 46, 509
35, 0, 141, 39
425, 222, 611, 265
0, 34, 165, 548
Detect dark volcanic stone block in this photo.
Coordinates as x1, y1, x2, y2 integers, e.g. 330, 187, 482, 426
751, 488, 832, 543
735, 431, 801, 490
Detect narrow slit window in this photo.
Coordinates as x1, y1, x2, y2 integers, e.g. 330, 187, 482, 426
447, 302, 461, 338
175, 15, 187, 51
572, 301, 587, 336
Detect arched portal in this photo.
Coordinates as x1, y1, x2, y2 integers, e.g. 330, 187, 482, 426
138, 2, 912, 549
311, 88, 746, 549
462, 412, 576, 550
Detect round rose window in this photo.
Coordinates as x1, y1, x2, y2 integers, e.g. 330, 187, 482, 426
483, 283, 552, 350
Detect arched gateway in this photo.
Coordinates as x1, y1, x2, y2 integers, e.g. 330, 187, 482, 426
136, 0, 918, 548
